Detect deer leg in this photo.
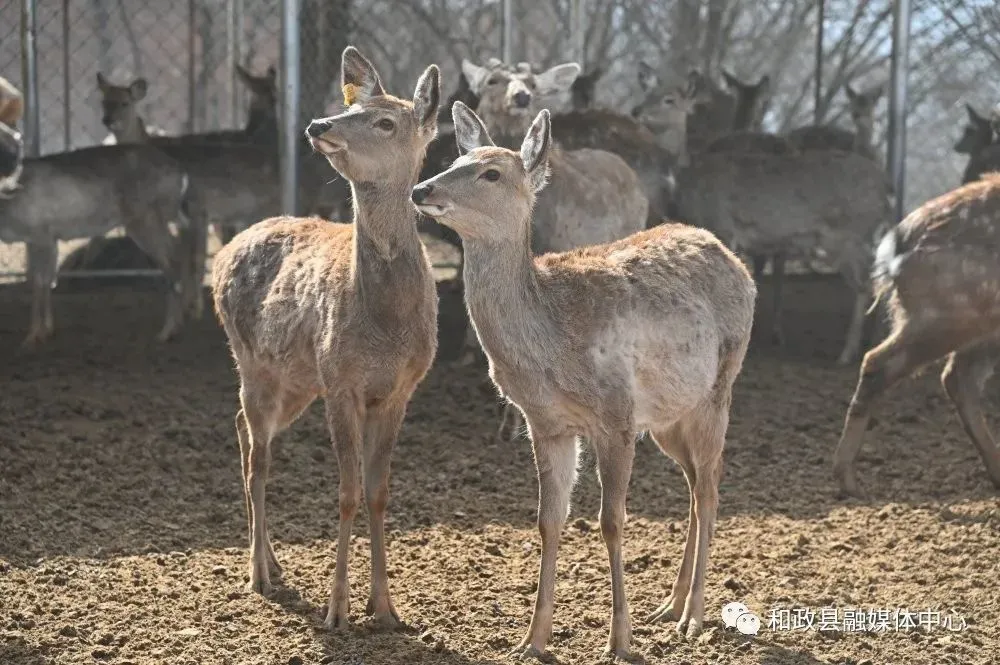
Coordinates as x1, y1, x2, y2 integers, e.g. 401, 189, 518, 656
124, 218, 185, 342
750, 254, 767, 281
512, 432, 578, 661
361, 399, 407, 629
647, 427, 697, 625
941, 340, 1000, 488
323, 393, 364, 631
22, 239, 57, 348
833, 325, 958, 498
595, 433, 639, 662
836, 289, 871, 366
178, 197, 207, 321
239, 379, 280, 596
672, 408, 727, 638
770, 251, 787, 346
235, 409, 281, 578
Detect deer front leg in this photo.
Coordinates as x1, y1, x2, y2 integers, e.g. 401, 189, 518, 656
512, 432, 578, 661
22, 239, 57, 348
323, 394, 364, 631
362, 399, 407, 629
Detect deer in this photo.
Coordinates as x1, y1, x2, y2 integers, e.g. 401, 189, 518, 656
956, 103, 1000, 185
0, 76, 24, 129
0, 121, 22, 193
97, 72, 297, 297
641, 73, 892, 364
0, 143, 202, 346
833, 174, 1000, 499
459, 57, 649, 437
784, 83, 885, 162
413, 101, 755, 661
211, 46, 440, 631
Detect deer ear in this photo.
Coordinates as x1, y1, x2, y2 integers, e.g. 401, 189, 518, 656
721, 68, 740, 91
461, 59, 491, 96
266, 65, 277, 81
452, 101, 494, 155
96, 72, 109, 92
520, 109, 551, 193
129, 78, 148, 101
413, 64, 441, 132
235, 64, 253, 85
845, 83, 859, 103
637, 61, 657, 92
756, 75, 771, 96
535, 63, 581, 95
966, 103, 986, 125
341, 46, 385, 105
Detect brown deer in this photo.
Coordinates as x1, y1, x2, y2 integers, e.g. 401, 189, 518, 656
646, 75, 892, 364
211, 47, 440, 630
0, 143, 201, 346
413, 102, 754, 659
460, 57, 649, 437
833, 174, 1000, 498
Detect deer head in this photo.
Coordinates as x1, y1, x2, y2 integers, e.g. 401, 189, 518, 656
460, 58, 579, 141
411, 101, 551, 243
305, 46, 440, 185
96, 72, 148, 141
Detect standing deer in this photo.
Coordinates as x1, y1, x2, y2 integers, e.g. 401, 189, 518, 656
211, 47, 440, 630
413, 102, 755, 660
460, 57, 649, 438
641, 74, 892, 364
0, 144, 200, 346
833, 174, 1000, 498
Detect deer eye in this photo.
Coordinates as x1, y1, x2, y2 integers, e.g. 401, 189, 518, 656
481, 169, 501, 182
487, 75, 503, 86
376, 118, 395, 131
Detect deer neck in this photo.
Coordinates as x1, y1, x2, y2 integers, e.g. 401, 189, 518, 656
112, 113, 150, 144
853, 123, 874, 155
350, 178, 424, 274
245, 108, 277, 141
461, 225, 554, 369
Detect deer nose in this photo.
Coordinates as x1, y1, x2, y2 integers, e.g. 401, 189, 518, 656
306, 118, 333, 138
411, 184, 434, 205
513, 91, 531, 108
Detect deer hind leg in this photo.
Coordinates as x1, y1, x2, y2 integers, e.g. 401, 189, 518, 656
941, 338, 1000, 488
769, 251, 787, 346
594, 432, 639, 661
323, 392, 365, 631
513, 431, 578, 661
647, 424, 698, 626
123, 217, 185, 342
22, 239, 57, 348
361, 398, 409, 629
178, 194, 207, 320
650, 405, 727, 638
834, 323, 961, 498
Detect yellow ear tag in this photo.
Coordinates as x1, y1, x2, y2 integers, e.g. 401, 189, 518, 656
342, 83, 359, 106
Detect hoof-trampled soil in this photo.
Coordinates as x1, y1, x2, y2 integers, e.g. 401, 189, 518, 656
1, 272, 998, 665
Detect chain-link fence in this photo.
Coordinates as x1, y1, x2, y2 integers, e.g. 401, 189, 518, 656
1, 1, 998, 284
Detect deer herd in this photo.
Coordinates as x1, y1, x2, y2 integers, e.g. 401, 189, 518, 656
2, 45, 1000, 661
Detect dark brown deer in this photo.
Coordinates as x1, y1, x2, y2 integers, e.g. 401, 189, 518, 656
956, 103, 1000, 185
414, 102, 755, 659
211, 47, 440, 630
833, 174, 1000, 498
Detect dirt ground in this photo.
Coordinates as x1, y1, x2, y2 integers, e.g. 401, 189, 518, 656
1, 260, 999, 665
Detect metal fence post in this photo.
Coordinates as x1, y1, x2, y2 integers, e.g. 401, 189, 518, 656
227, 0, 244, 128
280, 0, 301, 216
188, 0, 197, 134
20, 0, 40, 157
887, 0, 911, 221
813, 0, 825, 124
62, 0, 71, 151
502, 0, 513, 63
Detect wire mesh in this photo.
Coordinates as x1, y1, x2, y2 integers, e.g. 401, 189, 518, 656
1, 1, 999, 285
